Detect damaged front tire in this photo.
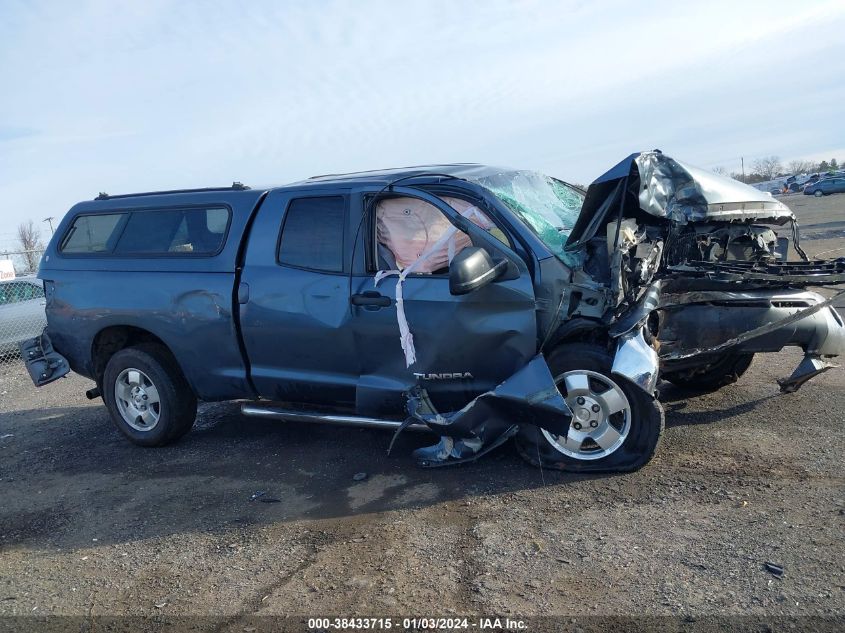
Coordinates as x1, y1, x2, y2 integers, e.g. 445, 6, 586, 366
515, 343, 664, 473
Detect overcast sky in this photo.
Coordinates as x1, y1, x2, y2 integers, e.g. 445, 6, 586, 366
1, 0, 844, 249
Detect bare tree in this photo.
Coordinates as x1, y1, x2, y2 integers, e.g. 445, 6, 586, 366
17, 220, 43, 272
712, 166, 728, 176
787, 159, 815, 175
751, 156, 783, 181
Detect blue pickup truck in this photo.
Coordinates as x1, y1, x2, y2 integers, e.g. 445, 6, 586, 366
22, 152, 845, 471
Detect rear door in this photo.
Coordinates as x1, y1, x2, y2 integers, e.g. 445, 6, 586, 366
349, 186, 538, 416
239, 189, 359, 405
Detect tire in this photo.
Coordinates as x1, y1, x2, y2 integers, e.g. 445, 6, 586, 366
662, 353, 754, 393
102, 344, 197, 446
814, 189, 823, 197
515, 343, 664, 473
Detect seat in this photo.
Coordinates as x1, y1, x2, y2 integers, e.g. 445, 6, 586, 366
377, 242, 398, 270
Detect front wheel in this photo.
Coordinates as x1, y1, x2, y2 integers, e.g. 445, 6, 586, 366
515, 343, 664, 473
814, 189, 823, 197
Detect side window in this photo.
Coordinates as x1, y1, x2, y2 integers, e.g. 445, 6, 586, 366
373, 196, 503, 274
277, 196, 346, 272
113, 208, 230, 255
60, 213, 126, 253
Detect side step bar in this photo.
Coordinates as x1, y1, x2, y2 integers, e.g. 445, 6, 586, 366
240, 404, 431, 433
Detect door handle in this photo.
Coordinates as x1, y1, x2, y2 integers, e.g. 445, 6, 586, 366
351, 291, 392, 307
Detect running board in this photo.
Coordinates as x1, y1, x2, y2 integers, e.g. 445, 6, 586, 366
239, 404, 432, 433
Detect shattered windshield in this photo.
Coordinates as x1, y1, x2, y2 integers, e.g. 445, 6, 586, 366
471, 170, 584, 267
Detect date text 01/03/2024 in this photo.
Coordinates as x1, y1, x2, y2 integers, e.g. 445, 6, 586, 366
306, 617, 527, 630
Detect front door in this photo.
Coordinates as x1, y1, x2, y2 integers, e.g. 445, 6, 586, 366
349, 186, 538, 416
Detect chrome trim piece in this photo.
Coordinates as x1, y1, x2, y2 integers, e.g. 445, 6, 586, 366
611, 327, 660, 395
240, 404, 431, 433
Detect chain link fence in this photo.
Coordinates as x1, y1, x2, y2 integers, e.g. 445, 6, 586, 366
1, 249, 47, 365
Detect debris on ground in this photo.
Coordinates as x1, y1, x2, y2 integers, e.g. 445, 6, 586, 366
352, 472, 368, 481
764, 562, 784, 578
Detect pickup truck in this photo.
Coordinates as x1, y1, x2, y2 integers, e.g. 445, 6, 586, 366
22, 151, 845, 472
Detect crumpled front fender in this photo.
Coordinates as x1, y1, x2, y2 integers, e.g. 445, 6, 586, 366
404, 354, 574, 466
611, 327, 660, 395
407, 354, 572, 439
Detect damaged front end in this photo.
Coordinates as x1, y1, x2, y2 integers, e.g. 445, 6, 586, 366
390, 151, 843, 469
570, 150, 845, 392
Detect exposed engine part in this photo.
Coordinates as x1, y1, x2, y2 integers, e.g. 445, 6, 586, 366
634, 239, 663, 284
664, 223, 780, 266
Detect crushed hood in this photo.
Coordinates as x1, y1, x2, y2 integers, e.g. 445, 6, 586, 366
566, 151, 795, 248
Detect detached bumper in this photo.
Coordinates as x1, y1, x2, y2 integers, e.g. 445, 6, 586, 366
19, 332, 70, 387
659, 290, 844, 361
659, 289, 844, 390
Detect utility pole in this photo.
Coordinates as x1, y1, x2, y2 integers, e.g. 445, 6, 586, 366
43, 217, 55, 234
741, 157, 745, 183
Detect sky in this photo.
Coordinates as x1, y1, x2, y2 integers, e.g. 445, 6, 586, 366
1, 0, 844, 250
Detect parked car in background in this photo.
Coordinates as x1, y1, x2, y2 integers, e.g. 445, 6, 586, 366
0, 276, 47, 359
804, 177, 845, 196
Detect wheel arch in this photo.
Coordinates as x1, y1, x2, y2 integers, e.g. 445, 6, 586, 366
91, 325, 192, 393
543, 317, 610, 352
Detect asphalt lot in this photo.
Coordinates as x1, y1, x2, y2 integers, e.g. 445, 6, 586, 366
0, 193, 843, 630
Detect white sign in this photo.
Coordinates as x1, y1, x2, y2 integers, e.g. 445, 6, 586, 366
0, 260, 15, 281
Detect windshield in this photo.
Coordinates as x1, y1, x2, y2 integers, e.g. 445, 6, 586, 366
470, 170, 584, 267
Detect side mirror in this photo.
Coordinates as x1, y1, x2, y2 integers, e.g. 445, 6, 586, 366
449, 247, 508, 295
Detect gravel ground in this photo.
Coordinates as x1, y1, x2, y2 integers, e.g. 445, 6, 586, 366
1, 344, 843, 629
0, 193, 842, 631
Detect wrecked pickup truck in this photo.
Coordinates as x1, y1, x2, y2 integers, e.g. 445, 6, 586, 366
22, 152, 845, 472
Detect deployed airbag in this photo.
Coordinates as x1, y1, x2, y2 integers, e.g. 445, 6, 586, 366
374, 196, 497, 366
376, 196, 495, 273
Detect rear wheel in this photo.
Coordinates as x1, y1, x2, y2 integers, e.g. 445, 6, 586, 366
662, 353, 754, 392
103, 344, 197, 446
515, 343, 664, 473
